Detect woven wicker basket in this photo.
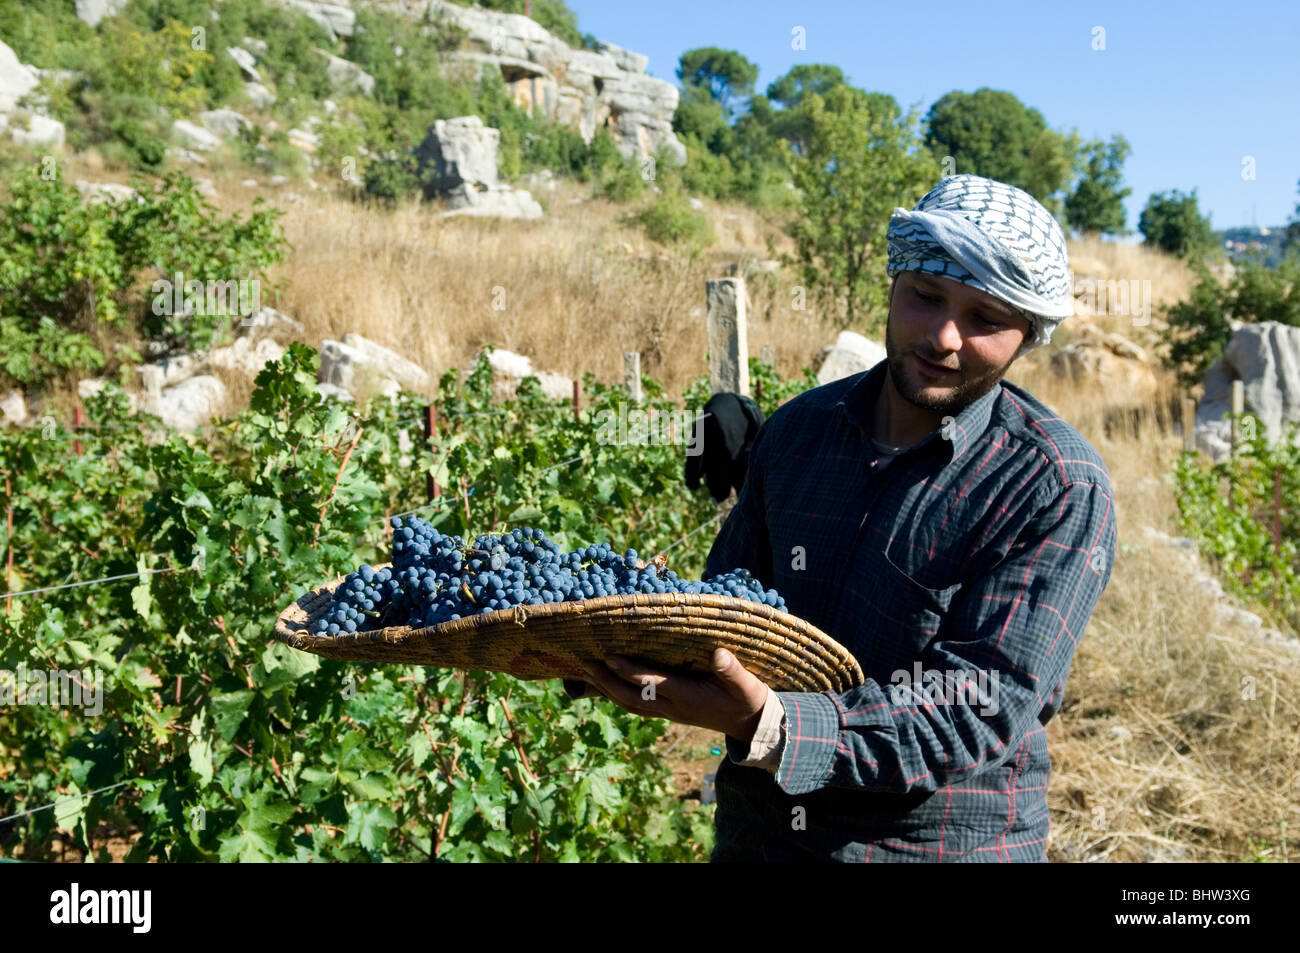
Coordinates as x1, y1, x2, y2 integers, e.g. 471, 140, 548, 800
274, 564, 863, 693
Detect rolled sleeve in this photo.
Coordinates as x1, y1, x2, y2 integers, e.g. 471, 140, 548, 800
725, 689, 786, 773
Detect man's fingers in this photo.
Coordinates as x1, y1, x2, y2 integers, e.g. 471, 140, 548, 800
581, 662, 655, 712
711, 647, 758, 698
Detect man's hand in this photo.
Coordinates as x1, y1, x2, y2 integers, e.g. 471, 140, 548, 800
576, 648, 770, 744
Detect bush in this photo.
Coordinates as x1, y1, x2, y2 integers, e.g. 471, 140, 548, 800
625, 178, 713, 252
1161, 256, 1300, 387
1139, 189, 1216, 258
0, 165, 287, 391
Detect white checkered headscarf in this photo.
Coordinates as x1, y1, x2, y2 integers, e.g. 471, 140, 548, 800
886, 175, 1073, 353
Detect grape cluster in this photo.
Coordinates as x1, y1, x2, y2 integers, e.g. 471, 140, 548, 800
309, 515, 788, 636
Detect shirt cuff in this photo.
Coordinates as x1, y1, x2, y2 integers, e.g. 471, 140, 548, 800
724, 689, 786, 773
770, 690, 845, 795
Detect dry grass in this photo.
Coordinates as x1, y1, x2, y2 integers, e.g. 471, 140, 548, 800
266, 183, 815, 398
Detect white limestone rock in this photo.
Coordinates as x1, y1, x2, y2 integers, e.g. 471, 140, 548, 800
172, 119, 221, 152
226, 46, 262, 83
200, 108, 252, 139
141, 375, 228, 431
813, 331, 887, 385
75, 0, 128, 28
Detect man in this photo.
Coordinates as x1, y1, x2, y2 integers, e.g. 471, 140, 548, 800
579, 175, 1117, 862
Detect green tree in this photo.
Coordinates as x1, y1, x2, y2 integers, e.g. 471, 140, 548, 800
1065, 135, 1132, 235
766, 64, 846, 109
924, 88, 1077, 213
1284, 178, 1300, 256
1139, 189, 1216, 258
758, 63, 846, 156
676, 47, 759, 118
785, 86, 941, 328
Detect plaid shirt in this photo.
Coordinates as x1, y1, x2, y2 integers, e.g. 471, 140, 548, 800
704, 360, 1116, 862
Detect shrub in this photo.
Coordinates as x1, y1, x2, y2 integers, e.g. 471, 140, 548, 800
625, 178, 713, 252
1161, 256, 1300, 387
0, 165, 286, 391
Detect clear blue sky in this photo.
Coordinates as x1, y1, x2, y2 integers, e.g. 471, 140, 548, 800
569, 0, 1300, 232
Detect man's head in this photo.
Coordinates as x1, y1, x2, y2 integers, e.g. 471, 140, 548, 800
883, 270, 1031, 415
883, 176, 1074, 416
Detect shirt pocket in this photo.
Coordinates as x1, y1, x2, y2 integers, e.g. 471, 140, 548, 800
875, 547, 964, 651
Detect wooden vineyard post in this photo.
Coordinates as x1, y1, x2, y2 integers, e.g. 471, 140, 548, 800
706, 276, 749, 397
624, 352, 642, 403
72, 400, 84, 456
1182, 397, 1196, 453
572, 379, 581, 421
1230, 379, 1244, 455
1273, 466, 1283, 556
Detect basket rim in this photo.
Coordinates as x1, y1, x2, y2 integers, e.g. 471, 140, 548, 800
274, 563, 865, 689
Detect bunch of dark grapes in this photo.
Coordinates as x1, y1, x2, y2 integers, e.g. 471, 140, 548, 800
309, 515, 787, 636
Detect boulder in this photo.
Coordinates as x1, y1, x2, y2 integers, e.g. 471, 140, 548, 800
166, 147, 207, 165
10, 113, 65, 148
287, 127, 320, 151
813, 331, 887, 385
240, 305, 304, 335
0, 42, 38, 114
441, 183, 543, 220
341, 334, 429, 391
1, 390, 27, 427
207, 336, 286, 378
226, 46, 262, 83
1052, 344, 1160, 399
592, 41, 650, 75
75, 0, 128, 28
415, 116, 500, 196
200, 108, 252, 139
243, 37, 269, 57
172, 119, 221, 152
1049, 323, 1159, 400
317, 50, 374, 95
1196, 322, 1300, 461
140, 352, 203, 399
141, 375, 228, 431
75, 180, 140, 204
482, 348, 573, 401
319, 335, 430, 398
315, 382, 355, 403
244, 82, 275, 110
274, 1, 355, 40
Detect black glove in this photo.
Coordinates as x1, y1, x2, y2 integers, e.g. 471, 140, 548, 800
685, 393, 764, 502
